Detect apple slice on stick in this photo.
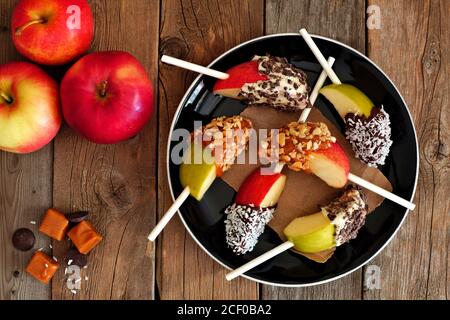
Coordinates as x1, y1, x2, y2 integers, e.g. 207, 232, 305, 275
148, 115, 252, 242
300, 28, 393, 168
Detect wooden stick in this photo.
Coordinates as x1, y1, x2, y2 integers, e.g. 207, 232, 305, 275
225, 241, 294, 281
148, 186, 191, 242
299, 28, 342, 85
161, 55, 229, 80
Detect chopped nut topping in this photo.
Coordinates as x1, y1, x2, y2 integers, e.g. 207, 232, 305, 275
193, 116, 253, 174
263, 121, 336, 171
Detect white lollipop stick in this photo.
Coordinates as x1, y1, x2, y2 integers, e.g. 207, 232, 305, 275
299, 28, 341, 85
148, 186, 190, 242
226, 242, 294, 281
161, 55, 229, 80
298, 56, 336, 122
348, 174, 415, 210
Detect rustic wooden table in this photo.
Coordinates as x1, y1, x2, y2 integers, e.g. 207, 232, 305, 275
0, 0, 448, 300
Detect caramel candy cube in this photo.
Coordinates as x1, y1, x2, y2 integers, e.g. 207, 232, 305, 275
68, 221, 103, 254
26, 251, 59, 284
39, 208, 69, 241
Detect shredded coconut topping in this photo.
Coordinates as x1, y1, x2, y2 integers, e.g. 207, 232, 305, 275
224, 204, 275, 255
345, 106, 393, 167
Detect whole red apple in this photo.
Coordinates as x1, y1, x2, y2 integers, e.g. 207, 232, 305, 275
11, 0, 94, 65
0, 62, 61, 153
60, 51, 154, 144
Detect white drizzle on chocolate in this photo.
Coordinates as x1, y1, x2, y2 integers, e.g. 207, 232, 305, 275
345, 106, 393, 167
224, 203, 275, 255
321, 186, 368, 246
239, 55, 310, 112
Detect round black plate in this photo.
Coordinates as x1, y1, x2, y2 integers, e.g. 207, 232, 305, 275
166, 34, 418, 286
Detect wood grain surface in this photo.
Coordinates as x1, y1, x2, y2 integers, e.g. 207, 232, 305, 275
0, 0, 448, 300
363, 0, 449, 300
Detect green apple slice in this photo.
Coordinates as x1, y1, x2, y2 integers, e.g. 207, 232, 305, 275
180, 143, 217, 201
283, 212, 336, 253
319, 84, 374, 119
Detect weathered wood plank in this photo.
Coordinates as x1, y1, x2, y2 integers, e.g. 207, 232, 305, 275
266, 0, 366, 52
51, 0, 159, 300
364, 0, 449, 300
157, 0, 263, 300
262, 0, 366, 300
0, 0, 52, 301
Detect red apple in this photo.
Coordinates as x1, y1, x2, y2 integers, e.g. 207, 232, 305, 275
60, 51, 154, 144
11, 0, 94, 65
0, 61, 61, 153
235, 168, 286, 207
307, 142, 350, 188
213, 61, 267, 98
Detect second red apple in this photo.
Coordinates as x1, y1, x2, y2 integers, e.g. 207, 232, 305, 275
60, 51, 154, 144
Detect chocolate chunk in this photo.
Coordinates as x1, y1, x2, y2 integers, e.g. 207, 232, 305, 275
65, 248, 88, 267
12, 228, 35, 251
66, 211, 89, 223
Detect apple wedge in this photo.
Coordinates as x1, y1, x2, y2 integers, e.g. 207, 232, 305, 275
213, 61, 268, 99
320, 84, 374, 119
179, 143, 217, 201
307, 142, 350, 188
235, 169, 286, 208
283, 212, 336, 253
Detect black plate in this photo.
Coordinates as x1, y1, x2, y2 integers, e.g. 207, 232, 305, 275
166, 34, 418, 286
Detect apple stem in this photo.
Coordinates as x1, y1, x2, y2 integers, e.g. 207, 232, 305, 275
15, 18, 46, 36
98, 80, 108, 98
0, 92, 12, 104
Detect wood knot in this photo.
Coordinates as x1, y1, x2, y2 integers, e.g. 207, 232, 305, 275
109, 182, 130, 208
160, 37, 189, 60
423, 130, 448, 165
422, 41, 440, 75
